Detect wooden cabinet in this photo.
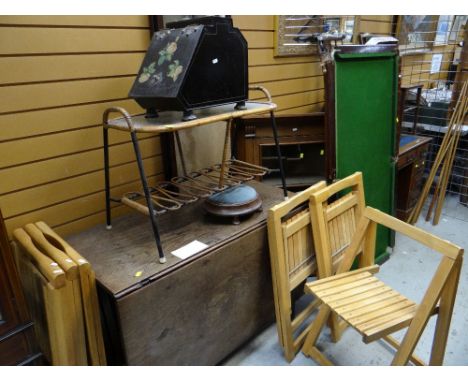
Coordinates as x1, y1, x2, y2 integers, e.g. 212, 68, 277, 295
0, 209, 41, 365
396, 135, 432, 221
234, 113, 326, 191
66, 181, 283, 365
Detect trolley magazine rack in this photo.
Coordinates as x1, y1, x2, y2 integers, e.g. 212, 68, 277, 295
103, 86, 287, 263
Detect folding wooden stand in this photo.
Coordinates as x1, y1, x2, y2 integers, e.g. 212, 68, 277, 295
13, 223, 106, 366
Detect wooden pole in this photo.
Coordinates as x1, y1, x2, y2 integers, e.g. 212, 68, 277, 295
218, 118, 233, 190
407, 81, 467, 224
425, 86, 467, 223
432, 94, 468, 224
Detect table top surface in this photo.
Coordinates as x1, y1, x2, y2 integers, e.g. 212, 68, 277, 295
66, 181, 285, 298
105, 101, 277, 134
399, 134, 432, 156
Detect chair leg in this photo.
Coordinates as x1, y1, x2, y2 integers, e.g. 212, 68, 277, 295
429, 258, 462, 365
305, 346, 334, 366
329, 313, 348, 343
302, 304, 334, 365
391, 257, 456, 365
383, 335, 425, 366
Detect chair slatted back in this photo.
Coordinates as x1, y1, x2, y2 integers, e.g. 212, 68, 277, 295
267, 181, 326, 362
309, 172, 366, 279
281, 209, 316, 289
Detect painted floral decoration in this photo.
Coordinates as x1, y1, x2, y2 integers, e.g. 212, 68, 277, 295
167, 60, 184, 82
147, 72, 163, 86
158, 40, 179, 66
138, 62, 156, 83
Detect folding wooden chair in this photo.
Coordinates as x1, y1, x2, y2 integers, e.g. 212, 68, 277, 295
267, 182, 325, 362
302, 172, 464, 365
268, 180, 349, 362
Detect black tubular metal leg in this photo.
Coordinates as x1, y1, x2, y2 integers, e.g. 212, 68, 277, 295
103, 127, 112, 229
270, 111, 288, 198
130, 131, 167, 263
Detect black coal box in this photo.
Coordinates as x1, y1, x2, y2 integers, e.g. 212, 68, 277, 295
129, 16, 249, 120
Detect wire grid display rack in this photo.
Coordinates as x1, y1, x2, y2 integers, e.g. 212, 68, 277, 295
360, 15, 467, 221
397, 16, 467, 221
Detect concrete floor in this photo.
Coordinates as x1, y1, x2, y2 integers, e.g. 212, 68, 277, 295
223, 197, 468, 366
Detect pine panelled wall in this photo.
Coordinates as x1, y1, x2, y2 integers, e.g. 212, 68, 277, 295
1, 15, 447, 239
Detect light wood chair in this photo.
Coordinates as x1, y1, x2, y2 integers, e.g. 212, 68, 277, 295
268, 180, 348, 362
267, 182, 324, 362
302, 172, 464, 365
308, 172, 367, 341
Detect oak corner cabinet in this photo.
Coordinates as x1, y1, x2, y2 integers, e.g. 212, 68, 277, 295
66, 181, 283, 365
0, 209, 41, 366
234, 113, 326, 191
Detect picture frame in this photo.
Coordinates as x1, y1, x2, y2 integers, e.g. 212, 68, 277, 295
434, 15, 454, 46
274, 15, 356, 57
396, 15, 438, 55
274, 15, 319, 57
449, 15, 468, 42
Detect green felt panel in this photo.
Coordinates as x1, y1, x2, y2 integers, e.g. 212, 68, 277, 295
335, 52, 398, 262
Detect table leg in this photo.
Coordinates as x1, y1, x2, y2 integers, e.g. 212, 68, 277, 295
218, 119, 233, 189
103, 127, 112, 229
269, 111, 288, 198
130, 131, 166, 264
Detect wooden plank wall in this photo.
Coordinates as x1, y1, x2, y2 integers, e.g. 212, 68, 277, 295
0, 16, 161, 238
0, 15, 326, 238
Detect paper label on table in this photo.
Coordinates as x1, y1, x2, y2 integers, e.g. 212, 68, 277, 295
171, 240, 208, 260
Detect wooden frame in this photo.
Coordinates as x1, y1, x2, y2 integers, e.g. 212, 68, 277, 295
302, 172, 464, 365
